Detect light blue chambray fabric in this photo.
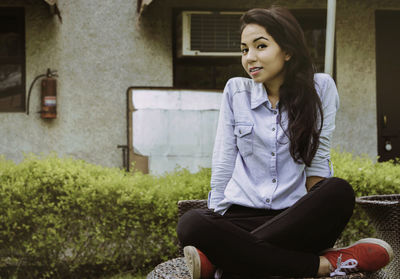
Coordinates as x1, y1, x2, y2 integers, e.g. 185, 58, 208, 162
208, 73, 339, 215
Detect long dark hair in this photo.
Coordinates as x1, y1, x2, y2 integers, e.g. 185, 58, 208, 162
240, 7, 323, 166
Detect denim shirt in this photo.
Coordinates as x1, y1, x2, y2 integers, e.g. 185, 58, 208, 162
208, 73, 339, 215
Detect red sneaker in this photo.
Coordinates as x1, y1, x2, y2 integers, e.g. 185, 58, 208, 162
184, 246, 216, 279
321, 238, 393, 276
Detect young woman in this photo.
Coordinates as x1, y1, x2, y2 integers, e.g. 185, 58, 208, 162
177, 7, 393, 279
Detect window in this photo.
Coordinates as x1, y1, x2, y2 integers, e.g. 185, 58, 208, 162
293, 10, 327, 73
173, 9, 328, 90
0, 8, 25, 112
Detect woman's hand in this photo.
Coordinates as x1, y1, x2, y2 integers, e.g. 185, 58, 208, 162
306, 176, 325, 192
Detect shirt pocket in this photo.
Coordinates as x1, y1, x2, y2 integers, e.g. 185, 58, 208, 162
234, 123, 254, 157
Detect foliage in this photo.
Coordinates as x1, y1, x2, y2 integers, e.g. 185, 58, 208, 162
331, 149, 400, 244
0, 150, 399, 277
0, 154, 209, 278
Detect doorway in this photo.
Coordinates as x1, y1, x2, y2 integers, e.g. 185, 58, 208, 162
376, 11, 400, 161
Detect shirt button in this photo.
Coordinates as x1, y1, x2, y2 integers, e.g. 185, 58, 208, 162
273, 111, 278, 115
272, 127, 275, 131
266, 198, 270, 203
272, 179, 276, 183
239, 129, 242, 134
271, 152, 275, 156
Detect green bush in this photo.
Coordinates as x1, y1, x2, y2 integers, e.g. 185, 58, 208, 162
331, 150, 400, 244
0, 150, 399, 278
0, 154, 209, 278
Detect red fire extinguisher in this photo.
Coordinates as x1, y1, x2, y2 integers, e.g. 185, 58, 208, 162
41, 71, 57, 119
26, 68, 58, 118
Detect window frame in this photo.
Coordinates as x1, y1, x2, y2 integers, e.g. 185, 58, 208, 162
172, 8, 246, 90
0, 7, 26, 112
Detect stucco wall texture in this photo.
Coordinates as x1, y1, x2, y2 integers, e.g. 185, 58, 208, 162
0, 0, 172, 168
0, 0, 399, 169
335, 0, 400, 159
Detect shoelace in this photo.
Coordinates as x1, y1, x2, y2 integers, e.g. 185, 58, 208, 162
214, 268, 223, 279
330, 254, 358, 277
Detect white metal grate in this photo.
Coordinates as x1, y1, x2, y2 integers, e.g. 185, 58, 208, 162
190, 13, 242, 53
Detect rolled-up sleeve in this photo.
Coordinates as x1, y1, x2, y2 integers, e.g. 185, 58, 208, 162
305, 75, 340, 178
208, 79, 238, 210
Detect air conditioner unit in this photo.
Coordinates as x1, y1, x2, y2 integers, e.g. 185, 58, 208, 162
177, 11, 244, 57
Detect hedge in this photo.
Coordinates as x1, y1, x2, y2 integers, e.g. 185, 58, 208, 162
0, 150, 399, 278
0, 154, 208, 278
330, 150, 400, 244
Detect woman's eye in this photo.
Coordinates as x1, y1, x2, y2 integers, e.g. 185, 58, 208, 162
257, 44, 267, 49
241, 48, 248, 54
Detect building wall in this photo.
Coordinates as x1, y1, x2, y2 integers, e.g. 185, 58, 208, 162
335, 0, 400, 159
0, 0, 172, 168
0, 1, 61, 162
1, 0, 399, 170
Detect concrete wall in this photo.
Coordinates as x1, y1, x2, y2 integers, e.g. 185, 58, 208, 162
0, 0, 172, 168
1, 1, 62, 162
1, 0, 399, 170
335, 0, 400, 159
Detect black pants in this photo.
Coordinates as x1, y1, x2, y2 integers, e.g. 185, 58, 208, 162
177, 177, 355, 278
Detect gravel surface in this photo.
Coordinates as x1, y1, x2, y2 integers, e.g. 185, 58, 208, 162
147, 257, 383, 279
147, 257, 190, 279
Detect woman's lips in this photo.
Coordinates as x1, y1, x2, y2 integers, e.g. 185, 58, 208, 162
249, 67, 263, 76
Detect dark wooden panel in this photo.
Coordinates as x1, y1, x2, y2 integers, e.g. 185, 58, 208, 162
376, 11, 400, 161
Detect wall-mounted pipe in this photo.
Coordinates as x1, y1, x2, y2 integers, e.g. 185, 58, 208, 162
120, 86, 134, 172
324, 0, 336, 76
119, 86, 148, 173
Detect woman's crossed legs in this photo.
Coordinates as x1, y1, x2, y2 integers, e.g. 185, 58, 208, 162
177, 177, 355, 277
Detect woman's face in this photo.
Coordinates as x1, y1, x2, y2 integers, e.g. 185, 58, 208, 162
241, 24, 290, 89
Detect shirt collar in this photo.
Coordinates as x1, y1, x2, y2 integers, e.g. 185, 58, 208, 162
250, 81, 269, 110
